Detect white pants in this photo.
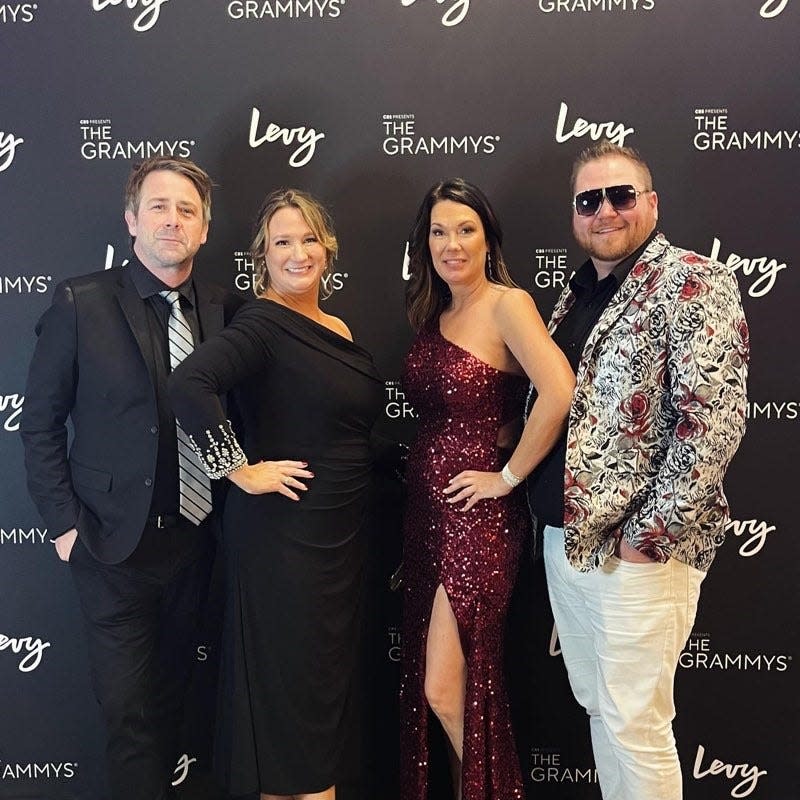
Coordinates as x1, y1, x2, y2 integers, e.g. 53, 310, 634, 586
543, 526, 705, 800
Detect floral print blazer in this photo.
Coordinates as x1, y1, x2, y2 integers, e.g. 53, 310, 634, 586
552, 234, 749, 572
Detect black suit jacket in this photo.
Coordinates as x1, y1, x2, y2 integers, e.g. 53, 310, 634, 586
21, 264, 245, 564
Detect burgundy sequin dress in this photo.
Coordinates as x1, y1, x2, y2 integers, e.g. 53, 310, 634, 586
399, 323, 528, 800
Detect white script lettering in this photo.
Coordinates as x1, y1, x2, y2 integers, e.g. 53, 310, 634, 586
725, 519, 776, 557
400, 0, 469, 26
693, 744, 767, 798
0, 394, 24, 431
760, 0, 789, 18
171, 754, 197, 786
248, 107, 325, 167
709, 237, 786, 298
555, 101, 634, 146
91, 0, 170, 32
0, 131, 24, 172
0, 634, 51, 672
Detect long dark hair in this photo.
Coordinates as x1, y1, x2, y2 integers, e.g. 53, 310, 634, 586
405, 178, 516, 331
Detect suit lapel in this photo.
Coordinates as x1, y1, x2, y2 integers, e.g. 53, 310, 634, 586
548, 288, 576, 334
194, 281, 229, 418
115, 267, 158, 388
574, 235, 670, 381
194, 280, 225, 341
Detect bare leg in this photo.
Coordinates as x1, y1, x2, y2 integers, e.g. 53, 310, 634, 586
446, 738, 463, 800
424, 583, 466, 775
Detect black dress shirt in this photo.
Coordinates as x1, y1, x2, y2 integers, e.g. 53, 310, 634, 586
527, 231, 656, 527
128, 256, 201, 517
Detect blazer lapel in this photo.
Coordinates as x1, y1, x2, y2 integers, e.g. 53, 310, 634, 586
548, 288, 576, 334
194, 281, 229, 417
115, 267, 158, 388
575, 235, 670, 382
194, 280, 225, 341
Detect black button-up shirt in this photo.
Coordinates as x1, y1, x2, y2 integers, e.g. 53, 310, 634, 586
128, 256, 201, 517
527, 231, 656, 527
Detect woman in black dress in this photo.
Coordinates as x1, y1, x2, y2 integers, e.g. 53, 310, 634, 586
168, 189, 382, 800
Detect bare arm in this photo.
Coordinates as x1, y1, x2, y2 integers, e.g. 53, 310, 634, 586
498, 290, 575, 479
444, 289, 575, 510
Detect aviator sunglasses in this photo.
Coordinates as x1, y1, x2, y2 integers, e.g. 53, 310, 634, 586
573, 184, 650, 216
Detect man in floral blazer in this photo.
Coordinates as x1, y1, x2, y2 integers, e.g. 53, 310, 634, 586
526, 141, 749, 800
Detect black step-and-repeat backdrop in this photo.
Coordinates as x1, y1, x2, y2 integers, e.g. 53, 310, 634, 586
1, 2, 798, 799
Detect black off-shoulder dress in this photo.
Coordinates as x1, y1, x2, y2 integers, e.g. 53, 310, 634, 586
169, 299, 382, 796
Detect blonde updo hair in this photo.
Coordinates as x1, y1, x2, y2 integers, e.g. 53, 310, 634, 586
250, 188, 338, 299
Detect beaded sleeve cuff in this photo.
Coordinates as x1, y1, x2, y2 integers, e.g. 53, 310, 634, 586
187, 420, 248, 480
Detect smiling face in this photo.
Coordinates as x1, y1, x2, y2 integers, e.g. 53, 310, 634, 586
124, 169, 208, 280
428, 199, 489, 289
262, 206, 327, 300
572, 154, 658, 278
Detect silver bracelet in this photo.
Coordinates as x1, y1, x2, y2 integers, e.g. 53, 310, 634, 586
501, 463, 523, 488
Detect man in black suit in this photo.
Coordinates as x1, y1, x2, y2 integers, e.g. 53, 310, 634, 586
21, 156, 244, 800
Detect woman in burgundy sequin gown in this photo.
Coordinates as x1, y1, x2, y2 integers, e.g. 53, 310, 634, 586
399, 179, 575, 800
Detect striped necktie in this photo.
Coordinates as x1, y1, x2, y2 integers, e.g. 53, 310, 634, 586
160, 290, 212, 525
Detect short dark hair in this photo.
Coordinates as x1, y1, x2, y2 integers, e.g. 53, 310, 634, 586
570, 140, 653, 195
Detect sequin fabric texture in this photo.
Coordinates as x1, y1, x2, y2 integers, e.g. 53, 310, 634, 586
399, 324, 527, 800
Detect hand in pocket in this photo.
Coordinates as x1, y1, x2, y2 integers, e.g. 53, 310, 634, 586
52, 528, 78, 562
